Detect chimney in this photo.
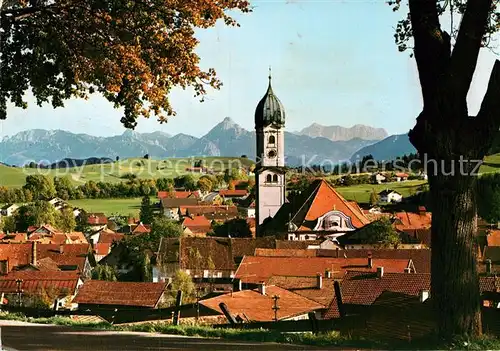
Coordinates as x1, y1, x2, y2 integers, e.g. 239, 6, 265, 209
325, 269, 332, 279
316, 273, 323, 289
419, 289, 429, 302
335, 248, 339, 258
258, 281, 266, 295
486, 259, 492, 274
31, 241, 37, 266
376, 266, 384, 278
59, 244, 64, 254
368, 255, 373, 269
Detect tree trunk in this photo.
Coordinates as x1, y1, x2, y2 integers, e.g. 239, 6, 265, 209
428, 170, 482, 338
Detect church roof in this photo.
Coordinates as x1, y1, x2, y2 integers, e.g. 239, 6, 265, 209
263, 179, 370, 233
255, 70, 285, 129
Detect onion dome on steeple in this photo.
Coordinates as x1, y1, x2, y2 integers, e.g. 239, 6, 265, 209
255, 67, 285, 129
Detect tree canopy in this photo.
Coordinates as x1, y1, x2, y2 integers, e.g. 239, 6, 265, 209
0, 0, 250, 128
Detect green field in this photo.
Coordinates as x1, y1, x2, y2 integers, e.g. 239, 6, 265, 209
0, 157, 254, 188
67, 197, 158, 216
336, 180, 427, 203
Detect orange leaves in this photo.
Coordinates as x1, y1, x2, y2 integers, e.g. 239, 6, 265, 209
0, 0, 250, 128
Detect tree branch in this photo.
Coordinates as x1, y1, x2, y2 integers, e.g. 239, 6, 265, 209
476, 59, 500, 154
409, 0, 450, 110
449, 0, 493, 101
0, 3, 58, 21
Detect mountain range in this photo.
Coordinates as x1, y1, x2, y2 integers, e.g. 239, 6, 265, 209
0, 118, 408, 166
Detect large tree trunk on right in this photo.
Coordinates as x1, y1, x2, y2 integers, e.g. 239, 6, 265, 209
428, 170, 482, 338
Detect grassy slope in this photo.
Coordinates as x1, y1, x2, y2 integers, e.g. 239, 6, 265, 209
0, 157, 254, 188
67, 197, 158, 216
336, 180, 427, 203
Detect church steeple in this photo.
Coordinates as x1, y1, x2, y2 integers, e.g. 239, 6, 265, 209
255, 68, 285, 129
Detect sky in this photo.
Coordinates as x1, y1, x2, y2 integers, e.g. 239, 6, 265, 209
1, 0, 499, 138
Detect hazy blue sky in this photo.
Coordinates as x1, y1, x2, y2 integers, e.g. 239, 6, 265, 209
1, 0, 498, 138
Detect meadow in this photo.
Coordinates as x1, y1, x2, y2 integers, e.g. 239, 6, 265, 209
0, 156, 254, 188
335, 180, 427, 203
67, 197, 158, 217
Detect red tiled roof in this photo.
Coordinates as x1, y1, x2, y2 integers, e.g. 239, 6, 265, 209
268, 275, 335, 307
234, 256, 413, 283
219, 189, 248, 197
0, 243, 32, 269
37, 244, 91, 271
87, 213, 108, 225
131, 223, 151, 234
316, 249, 431, 273
182, 216, 212, 234
73, 280, 167, 308
0, 233, 27, 243
97, 232, 124, 244
200, 285, 323, 321
0, 270, 80, 296
172, 191, 201, 199
35, 257, 61, 271
487, 230, 500, 246
94, 243, 112, 256
255, 249, 317, 257
395, 173, 409, 178
394, 211, 432, 231
157, 191, 169, 199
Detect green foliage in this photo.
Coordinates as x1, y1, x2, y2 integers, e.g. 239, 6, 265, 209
352, 218, 401, 248
369, 188, 379, 206
14, 200, 59, 231
0, 216, 16, 233
166, 270, 196, 306
196, 177, 213, 193
54, 176, 75, 200
56, 207, 77, 232
174, 175, 196, 191
139, 196, 154, 225
92, 265, 117, 281
23, 175, 56, 200
212, 218, 252, 238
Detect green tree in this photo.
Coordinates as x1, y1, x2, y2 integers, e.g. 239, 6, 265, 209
165, 270, 196, 306
369, 189, 379, 207
391, 0, 500, 337
213, 218, 251, 238
197, 177, 213, 193
23, 175, 56, 200
0, 0, 250, 128
352, 218, 401, 248
174, 175, 196, 191
139, 196, 154, 225
54, 176, 74, 200
56, 207, 77, 232
15, 200, 59, 231
0, 216, 16, 233
477, 174, 500, 225
92, 265, 117, 281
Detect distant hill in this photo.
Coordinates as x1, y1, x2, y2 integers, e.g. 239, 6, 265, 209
0, 118, 381, 166
296, 123, 388, 141
46, 157, 114, 168
350, 134, 416, 161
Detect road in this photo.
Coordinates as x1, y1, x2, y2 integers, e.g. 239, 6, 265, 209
0, 321, 324, 350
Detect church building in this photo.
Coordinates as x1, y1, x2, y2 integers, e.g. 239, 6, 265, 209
254, 70, 287, 230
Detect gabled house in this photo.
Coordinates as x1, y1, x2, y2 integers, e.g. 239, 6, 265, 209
182, 216, 212, 236
262, 179, 370, 241
160, 198, 199, 220
73, 280, 168, 310
200, 284, 324, 322
87, 213, 108, 231
378, 189, 403, 203
371, 173, 387, 184
0, 270, 83, 310
395, 173, 409, 182
0, 204, 19, 217
218, 189, 249, 199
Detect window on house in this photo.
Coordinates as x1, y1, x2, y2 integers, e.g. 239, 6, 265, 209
266, 174, 272, 183
268, 135, 276, 144
272, 174, 278, 183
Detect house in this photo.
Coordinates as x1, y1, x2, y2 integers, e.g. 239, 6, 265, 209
0, 270, 83, 310
87, 213, 108, 231
185, 167, 210, 174
378, 190, 403, 203
393, 207, 432, 231
182, 216, 212, 236
73, 280, 168, 310
160, 198, 200, 220
179, 205, 239, 222
157, 190, 202, 200
48, 197, 69, 211
0, 204, 19, 217
218, 189, 248, 199
0, 233, 28, 243
234, 255, 415, 284
395, 173, 409, 182
371, 173, 387, 184
199, 284, 324, 322
262, 179, 370, 241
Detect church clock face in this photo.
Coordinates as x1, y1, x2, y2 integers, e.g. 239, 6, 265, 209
267, 149, 277, 158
